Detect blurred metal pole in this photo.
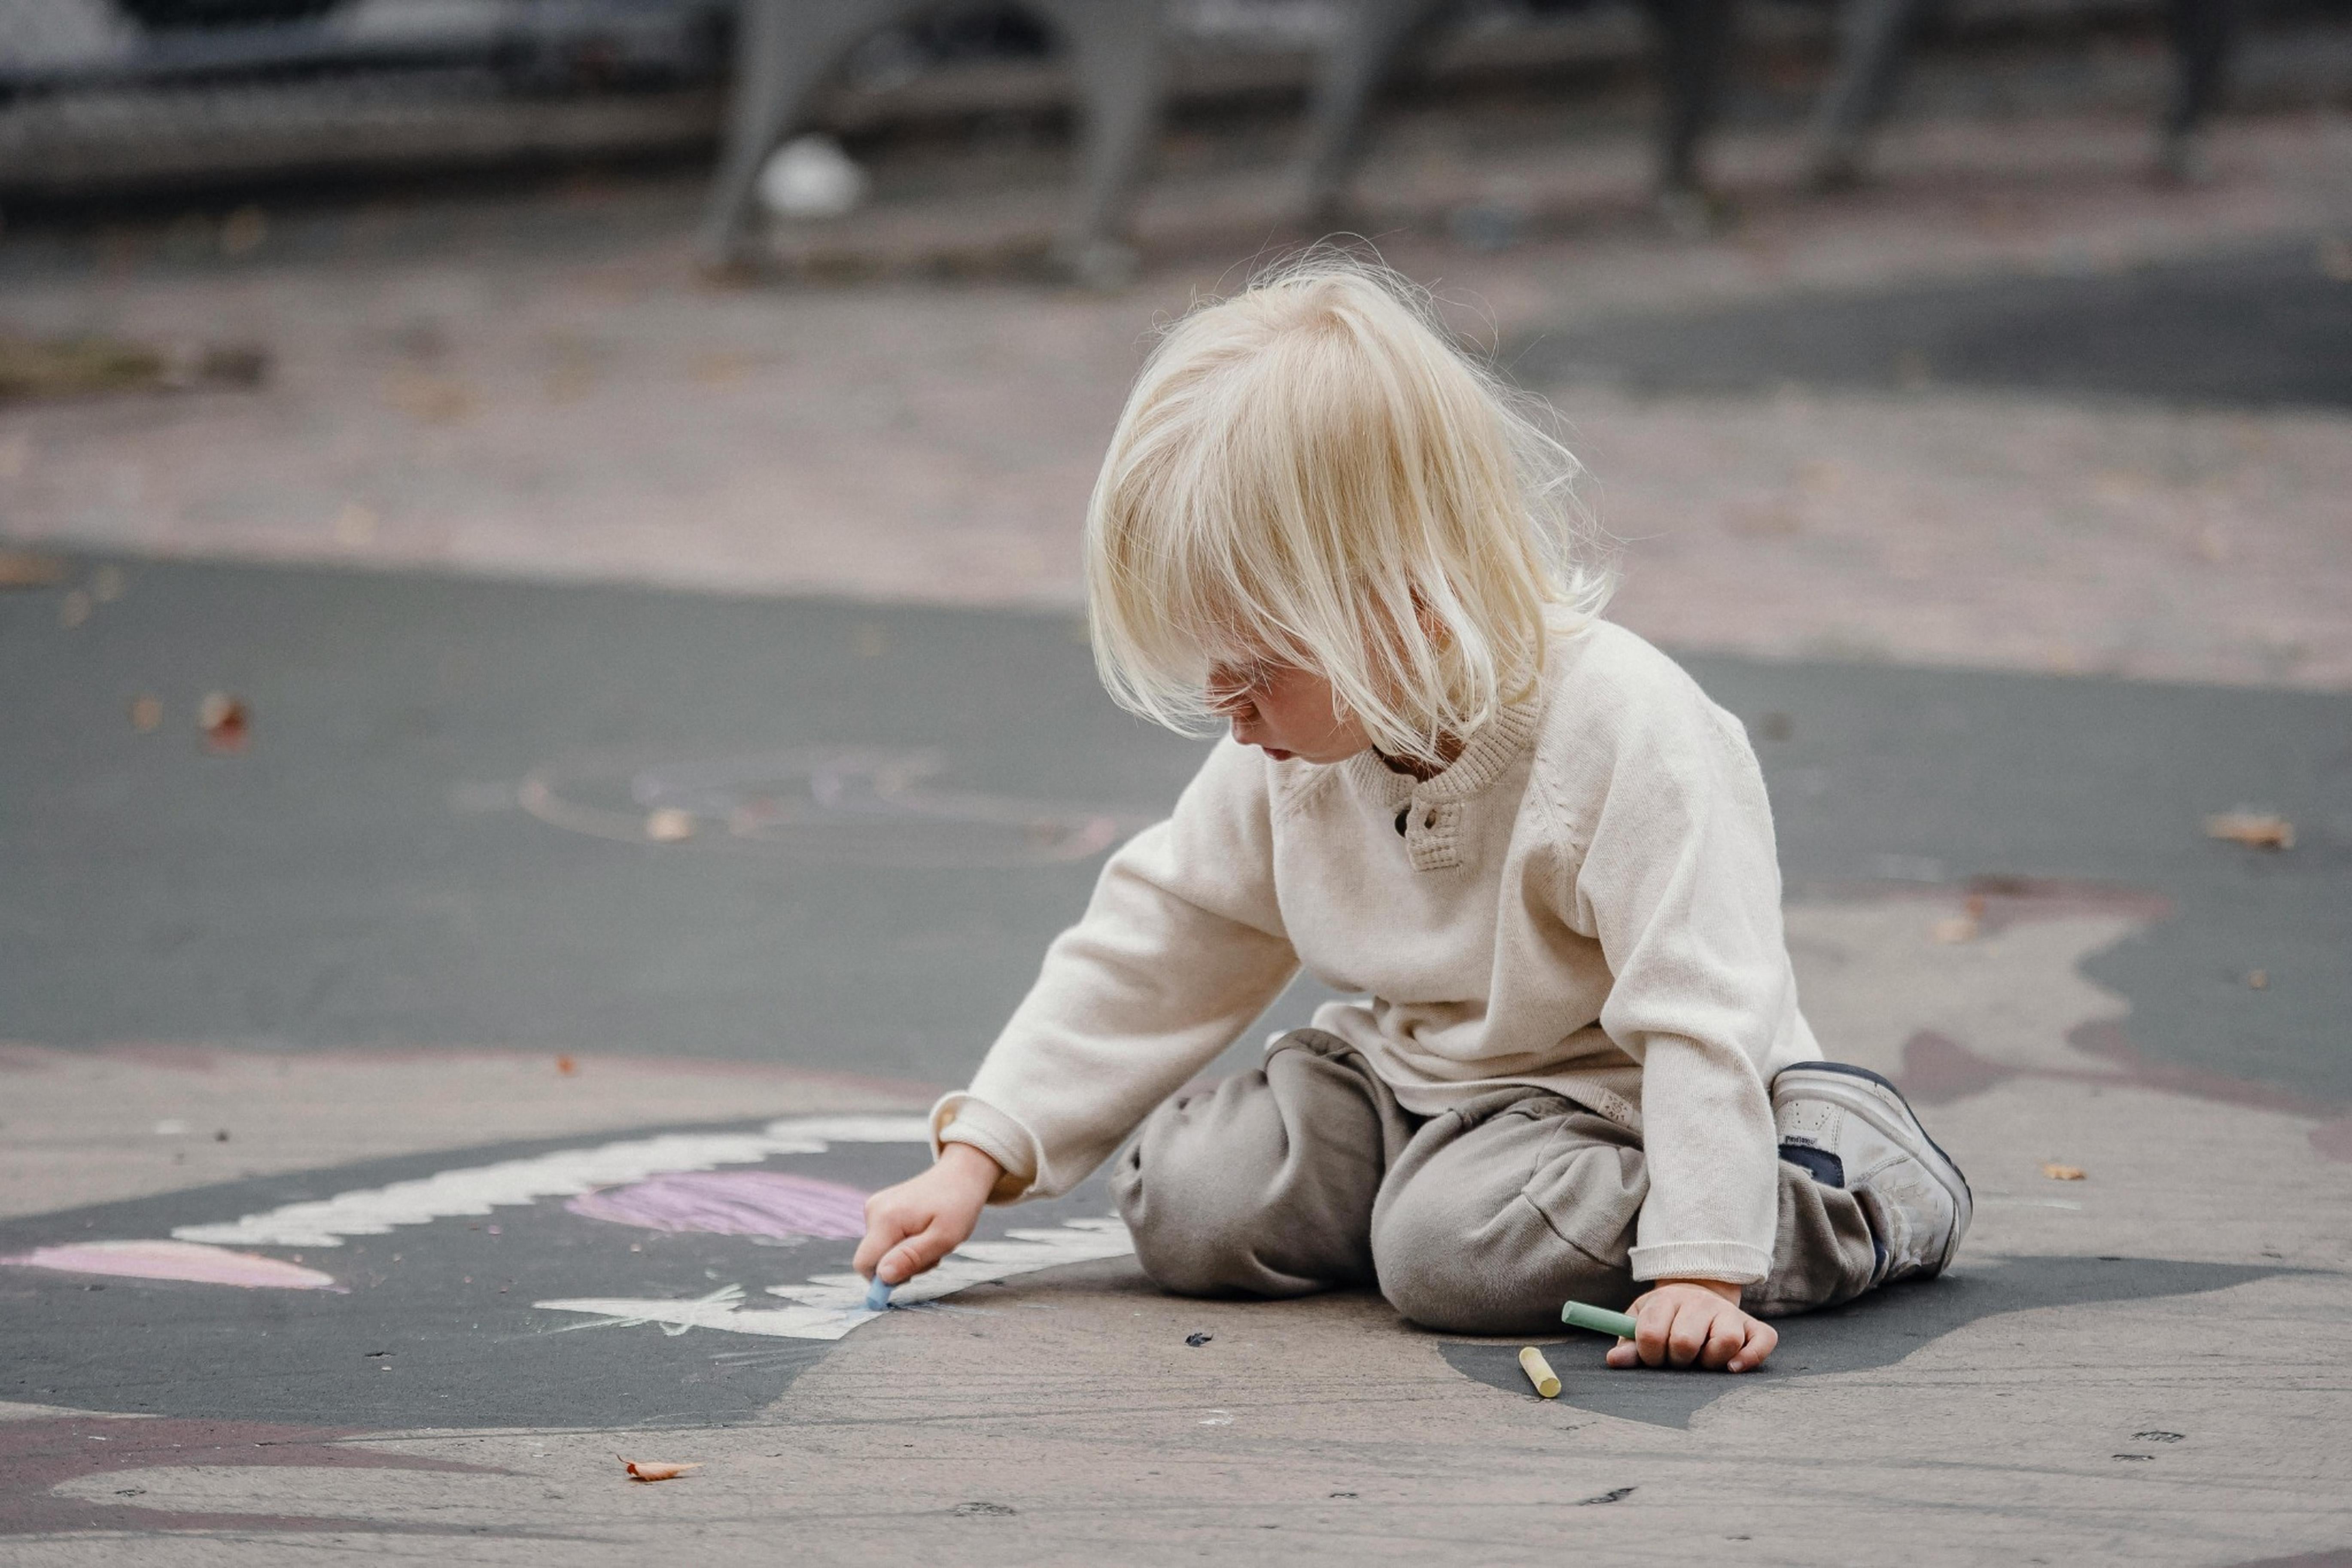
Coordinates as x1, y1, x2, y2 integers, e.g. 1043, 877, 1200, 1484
1041, 0, 1168, 281
1640, 0, 1733, 197
1804, 0, 1931, 187
2159, 0, 2235, 178
1293, 0, 1448, 225
698, 0, 1169, 280
1806, 0, 2237, 188
1291, 0, 1740, 225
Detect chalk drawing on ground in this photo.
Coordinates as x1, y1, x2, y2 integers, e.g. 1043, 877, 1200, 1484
0, 1113, 1127, 1428
170, 1115, 929, 1249
518, 746, 1153, 866
565, 1169, 871, 1240
535, 1218, 1135, 1341
0, 1239, 340, 1291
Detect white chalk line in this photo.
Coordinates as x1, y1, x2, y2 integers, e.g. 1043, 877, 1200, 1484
151, 1110, 1135, 1344
172, 1114, 932, 1249
533, 1217, 1135, 1341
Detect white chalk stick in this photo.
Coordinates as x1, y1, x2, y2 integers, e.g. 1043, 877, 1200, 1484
1519, 1346, 1561, 1399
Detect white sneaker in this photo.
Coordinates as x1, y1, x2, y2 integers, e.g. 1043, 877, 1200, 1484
1772, 1062, 1972, 1285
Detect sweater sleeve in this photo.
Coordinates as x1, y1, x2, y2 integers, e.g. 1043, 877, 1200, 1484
1566, 675, 1793, 1286
934, 737, 1300, 1200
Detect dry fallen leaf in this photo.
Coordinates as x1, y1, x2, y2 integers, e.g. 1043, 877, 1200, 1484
0, 550, 67, 589
556, 1055, 578, 1076
382, 368, 477, 424
645, 807, 697, 842
2042, 1163, 2087, 1181
1932, 893, 1987, 944
198, 692, 250, 754
620, 1458, 700, 1482
129, 695, 163, 732
2205, 812, 2294, 850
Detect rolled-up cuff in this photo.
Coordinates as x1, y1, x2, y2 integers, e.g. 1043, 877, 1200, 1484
1628, 1240, 1771, 1286
930, 1092, 1041, 1205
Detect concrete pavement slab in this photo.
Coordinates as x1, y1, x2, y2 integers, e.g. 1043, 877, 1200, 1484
0, 557, 2345, 1559
3, 557, 2342, 1103
0, 1047, 929, 1219
8, 1026, 2347, 1563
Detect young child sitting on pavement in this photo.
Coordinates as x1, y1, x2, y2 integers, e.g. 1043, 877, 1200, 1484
854, 256, 1972, 1370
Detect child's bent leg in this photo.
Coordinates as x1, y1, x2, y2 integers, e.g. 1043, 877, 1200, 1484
1370, 1090, 1651, 1336
1368, 1090, 1883, 1335
1745, 1154, 1879, 1317
1112, 1029, 1415, 1298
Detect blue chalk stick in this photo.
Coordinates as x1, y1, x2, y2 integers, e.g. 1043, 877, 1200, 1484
864, 1277, 893, 1312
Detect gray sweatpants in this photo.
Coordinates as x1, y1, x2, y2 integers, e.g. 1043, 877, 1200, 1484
1111, 1029, 1880, 1336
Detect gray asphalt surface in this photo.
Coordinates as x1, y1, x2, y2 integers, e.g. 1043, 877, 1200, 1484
0, 1123, 1118, 1430
1513, 241, 2352, 409
2, 556, 2343, 1106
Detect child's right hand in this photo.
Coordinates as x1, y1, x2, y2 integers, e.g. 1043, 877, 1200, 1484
1605, 1279, 1779, 1373
853, 1142, 1004, 1287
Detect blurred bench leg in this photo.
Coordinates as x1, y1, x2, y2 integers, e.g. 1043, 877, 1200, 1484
1041, 0, 1171, 283
2157, 0, 2234, 180
1804, 0, 1932, 188
1642, 0, 1735, 222
1294, 0, 1737, 232
1292, 0, 1453, 224
700, 0, 918, 268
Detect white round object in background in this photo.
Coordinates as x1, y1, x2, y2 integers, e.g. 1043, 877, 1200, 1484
755, 134, 871, 220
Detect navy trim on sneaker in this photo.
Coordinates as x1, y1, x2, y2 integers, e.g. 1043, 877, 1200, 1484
1778, 1141, 1846, 1189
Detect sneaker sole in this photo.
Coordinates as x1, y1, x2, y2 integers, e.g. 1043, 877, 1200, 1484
1772, 1061, 1974, 1273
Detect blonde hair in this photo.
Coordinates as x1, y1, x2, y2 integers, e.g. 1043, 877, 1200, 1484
1084, 254, 1612, 764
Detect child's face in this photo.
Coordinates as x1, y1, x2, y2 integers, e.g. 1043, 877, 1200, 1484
1206, 659, 1372, 764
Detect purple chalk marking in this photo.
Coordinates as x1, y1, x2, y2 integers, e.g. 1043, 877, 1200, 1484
1, 1239, 340, 1291
566, 1169, 870, 1240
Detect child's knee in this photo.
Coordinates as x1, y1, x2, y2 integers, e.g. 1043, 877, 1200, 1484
1370, 1183, 1621, 1334
1112, 1095, 1265, 1295
1114, 1087, 1341, 1296
1114, 1058, 1390, 1298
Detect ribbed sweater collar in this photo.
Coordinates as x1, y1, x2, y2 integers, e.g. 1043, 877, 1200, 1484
1342, 694, 1541, 810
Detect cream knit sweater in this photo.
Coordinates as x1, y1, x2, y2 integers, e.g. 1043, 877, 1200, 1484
934, 617, 1821, 1285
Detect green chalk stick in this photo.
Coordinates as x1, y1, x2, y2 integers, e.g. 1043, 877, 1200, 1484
1561, 1300, 1638, 1339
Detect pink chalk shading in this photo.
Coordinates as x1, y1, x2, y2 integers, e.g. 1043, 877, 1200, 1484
2309, 1119, 2352, 1163
1, 1239, 338, 1290
1895, 1023, 2352, 1164
566, 1169, 869, 1239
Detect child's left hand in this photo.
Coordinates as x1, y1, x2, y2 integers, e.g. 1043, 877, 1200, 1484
1605, 1279, 1778, 1373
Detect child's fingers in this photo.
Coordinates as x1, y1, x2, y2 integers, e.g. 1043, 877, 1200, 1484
1631, 1299, 1675, 1367
1665, 1298, 1713, 1367
1725, 1316, 1778, 1373
852, 1206, 915, 1281
877, 1215, 965, 1285
1699, 1309, 1749, 1370
854, 1184, 935, 1279
1610, 1291, 1777, 1373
